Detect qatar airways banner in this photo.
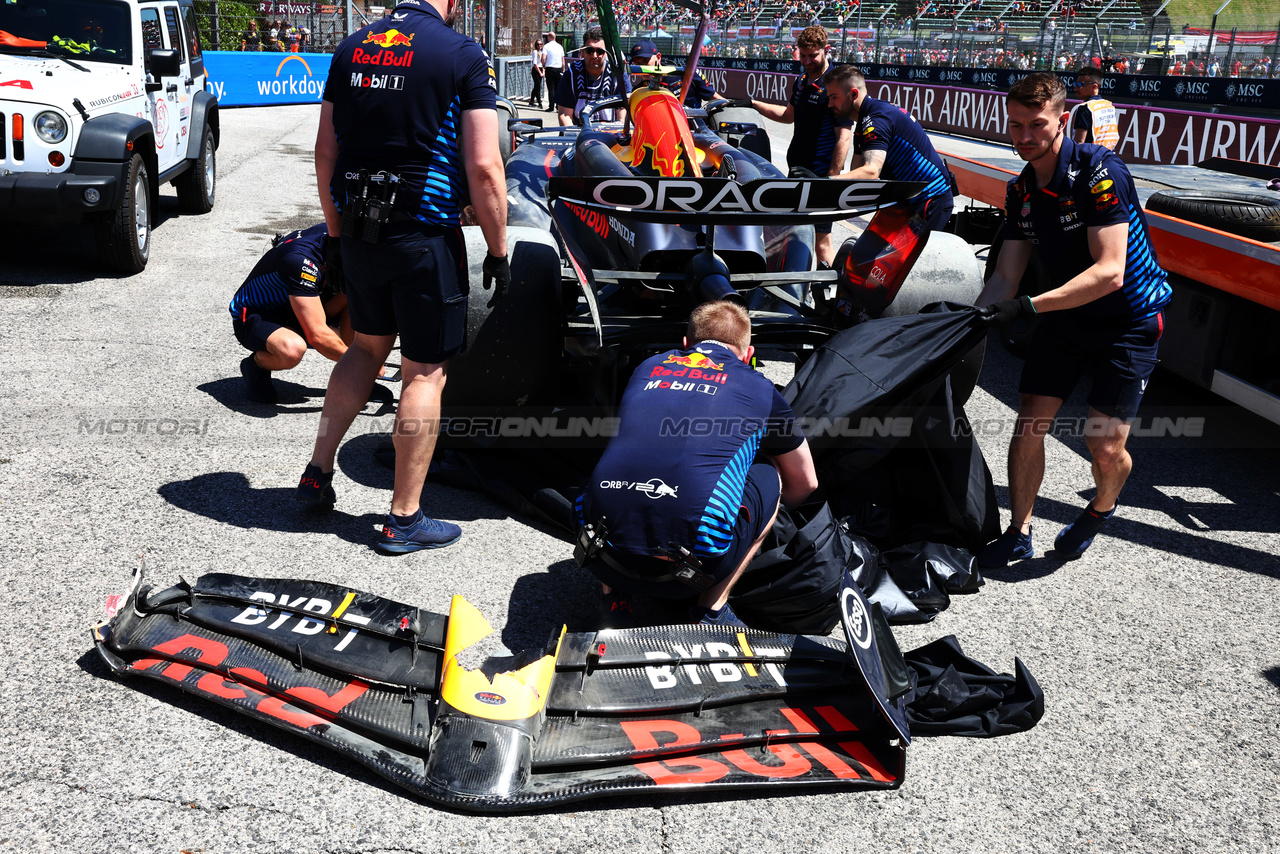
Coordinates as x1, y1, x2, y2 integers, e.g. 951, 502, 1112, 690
862, 79, 1280, 168
703, 62, 1280, 168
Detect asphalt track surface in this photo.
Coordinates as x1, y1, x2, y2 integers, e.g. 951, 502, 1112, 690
1, 103, 1279, 854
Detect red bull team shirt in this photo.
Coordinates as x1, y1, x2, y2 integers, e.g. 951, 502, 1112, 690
322, 0, 495, 227
1004, 137, 1171, 320
578, 342, 804, 559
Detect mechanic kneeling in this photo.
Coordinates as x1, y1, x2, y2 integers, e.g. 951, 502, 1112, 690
574, 301, 819, 629
230, 224, 351, 404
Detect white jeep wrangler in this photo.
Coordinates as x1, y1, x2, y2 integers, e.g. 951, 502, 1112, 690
0, 0, 218, 273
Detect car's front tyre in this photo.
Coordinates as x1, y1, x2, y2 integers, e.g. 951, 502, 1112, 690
176, 126, 216, 214
94, 152, 151, 274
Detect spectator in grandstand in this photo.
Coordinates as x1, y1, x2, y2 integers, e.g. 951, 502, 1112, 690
241, 19, 262, 51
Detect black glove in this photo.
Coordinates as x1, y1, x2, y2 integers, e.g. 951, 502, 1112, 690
788, 165, 820, 179
321, 236, 344, 298
482, 253, 510, 308
981, 295, 1036, 327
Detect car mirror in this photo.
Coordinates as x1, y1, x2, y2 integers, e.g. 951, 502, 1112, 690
147, 48, 181, 78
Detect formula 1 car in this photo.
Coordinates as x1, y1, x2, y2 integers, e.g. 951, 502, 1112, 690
445, 52, 985, 412
91, 565, 913, 812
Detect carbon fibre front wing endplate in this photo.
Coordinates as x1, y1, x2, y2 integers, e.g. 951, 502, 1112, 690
91, 568, 908, 812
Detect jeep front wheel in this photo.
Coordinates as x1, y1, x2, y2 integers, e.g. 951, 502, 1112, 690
176, 126, 216, 213
95, 153, 151, 275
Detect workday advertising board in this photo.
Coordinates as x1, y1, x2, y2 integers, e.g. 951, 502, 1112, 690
202, 51, 330, 107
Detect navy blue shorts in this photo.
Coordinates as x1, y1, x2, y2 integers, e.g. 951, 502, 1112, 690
921, 196, 953, 232
1020, 310, 1163, 420
341, 222, 468, 365
232, 310, 302, 354
588, 463, 783, 600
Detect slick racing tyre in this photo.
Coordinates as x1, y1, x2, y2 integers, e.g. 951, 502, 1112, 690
496, 96, 518, 166
95, 152, 151, 275
1146, 190, 1280, 242
444, 225, 563, 408
176, 125, 216, 214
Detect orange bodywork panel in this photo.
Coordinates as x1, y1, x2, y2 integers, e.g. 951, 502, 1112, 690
619, 86, 703, 178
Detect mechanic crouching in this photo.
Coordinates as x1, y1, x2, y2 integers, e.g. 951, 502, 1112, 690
231, 224, 350, 405
574, 302, 819, 629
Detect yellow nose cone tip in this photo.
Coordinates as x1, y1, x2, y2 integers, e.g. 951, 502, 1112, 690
441, 596, 566, 721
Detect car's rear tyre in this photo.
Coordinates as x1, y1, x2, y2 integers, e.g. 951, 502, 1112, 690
496, 98, 518, 166
95, 153, 150, 275
443, 226, 563, 407
176, 126, 216, 214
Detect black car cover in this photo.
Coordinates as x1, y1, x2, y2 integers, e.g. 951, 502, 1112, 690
783, 303, 1001, 551
91, 568, 1040, 811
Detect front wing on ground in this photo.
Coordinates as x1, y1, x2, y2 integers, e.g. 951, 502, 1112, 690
91, 569, 908, 812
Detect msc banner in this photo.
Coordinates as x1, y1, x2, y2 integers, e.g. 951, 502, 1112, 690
697, 58, 1280, 112
203, 51, 331, 107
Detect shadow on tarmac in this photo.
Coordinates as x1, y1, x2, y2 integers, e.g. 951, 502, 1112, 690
0, 198, 183, 286
982, 485, 1280, 582
197, 376, 397, 419
1264, 666, 1280, 692
156, 471, 384, 546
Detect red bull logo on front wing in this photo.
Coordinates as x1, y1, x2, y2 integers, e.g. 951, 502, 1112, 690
364, 28, 414, 47
664, 352, 724, 371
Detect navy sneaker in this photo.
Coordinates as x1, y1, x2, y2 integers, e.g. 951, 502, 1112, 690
975, 526, 1034, 568
240, 355, 276, 404
597, 589, 638, 630
692, 602, 748, 629
294, 463, 336, 508
1054, 503, 1115, 560
376, 510, 461, 554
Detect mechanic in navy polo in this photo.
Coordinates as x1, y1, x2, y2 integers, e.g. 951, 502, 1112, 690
824, 64, 954, 231
299, 0, 509, 554
976, 72, 1172, 567
749, 25, 852, 266
556, 26, 629, 126
576, 301, 819, 628
230, 224, 360, 405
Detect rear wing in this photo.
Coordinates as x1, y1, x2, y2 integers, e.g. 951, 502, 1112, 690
548, 176, 927, 224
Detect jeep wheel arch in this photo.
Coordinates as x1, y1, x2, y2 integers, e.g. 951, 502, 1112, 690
74, 114, 159, 213
185, 91, 220, 161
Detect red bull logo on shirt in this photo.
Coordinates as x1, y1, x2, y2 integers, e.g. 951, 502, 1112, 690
663, 352, 724, 371
363, 29, 414, 48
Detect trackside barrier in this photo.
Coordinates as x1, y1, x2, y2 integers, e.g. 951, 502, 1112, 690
205, 52, 535, 107
203, 51, 333, 107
